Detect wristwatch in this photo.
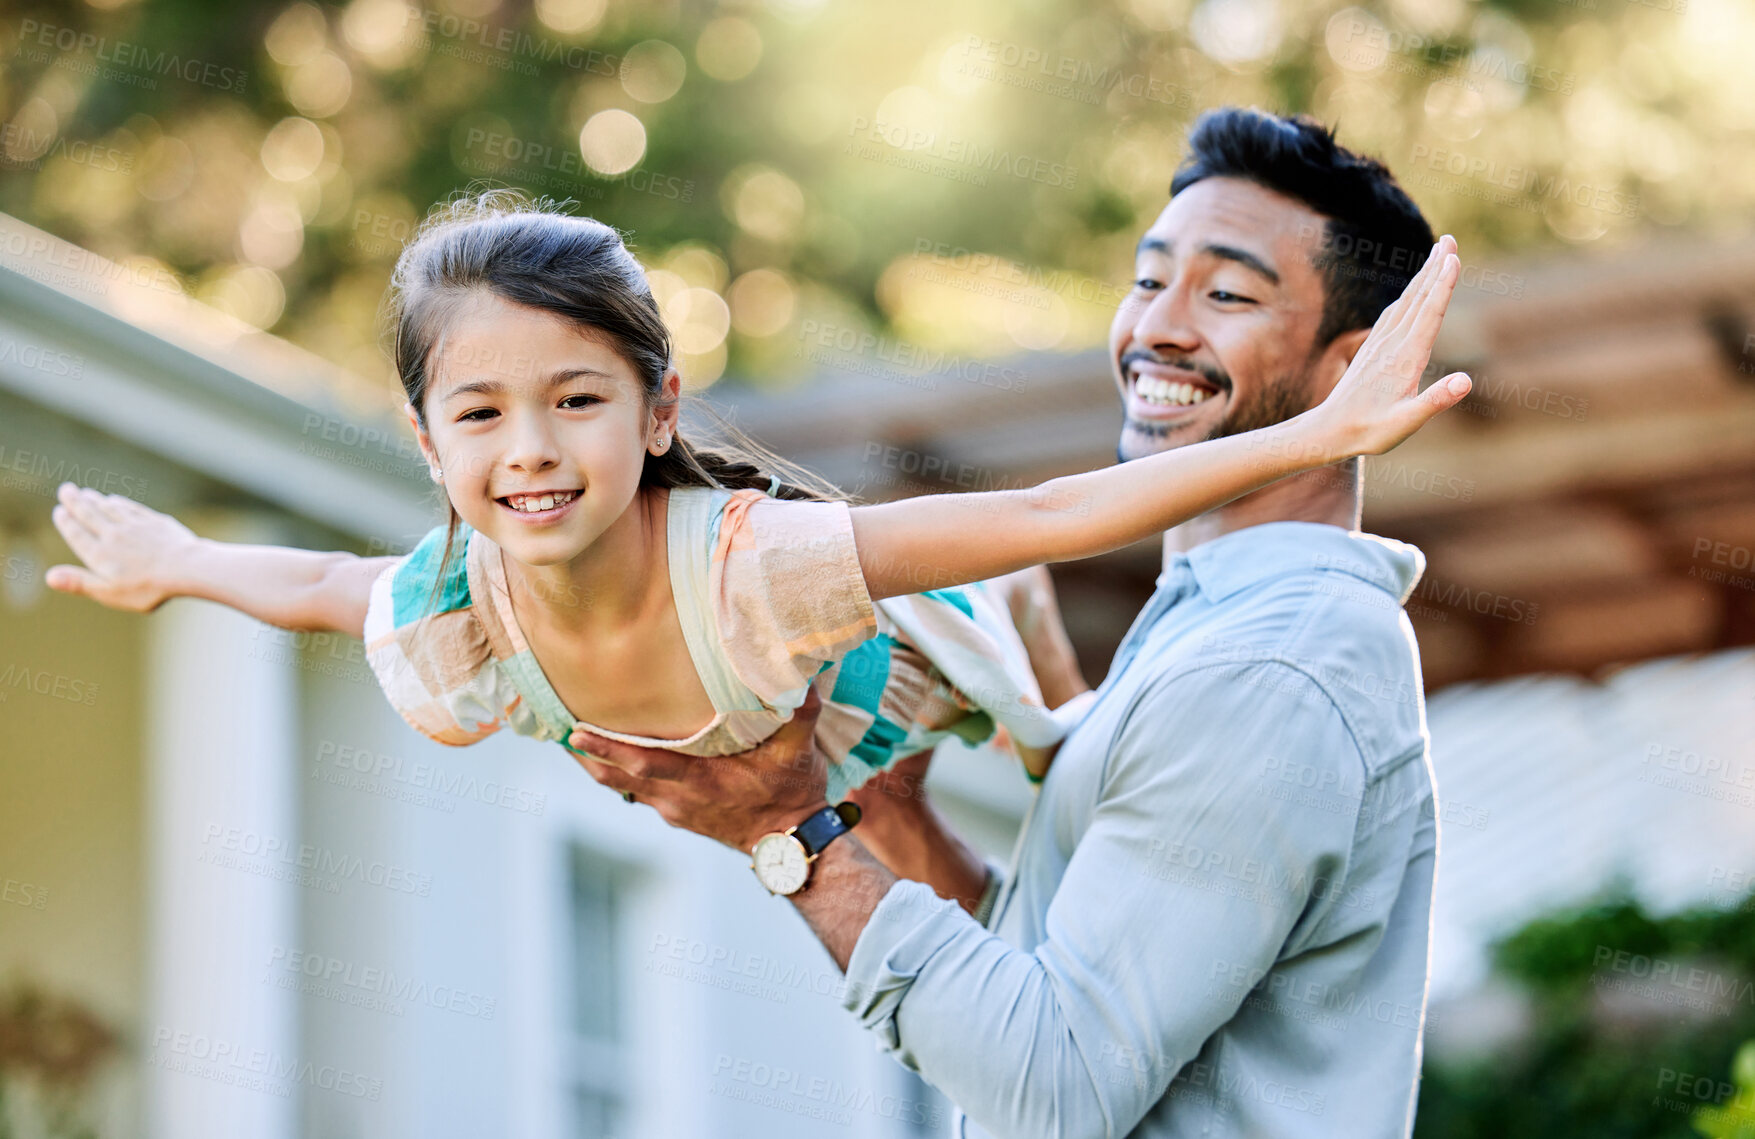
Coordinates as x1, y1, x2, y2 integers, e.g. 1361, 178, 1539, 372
750, 802, 861, 896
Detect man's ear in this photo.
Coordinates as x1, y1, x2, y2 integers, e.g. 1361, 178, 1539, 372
1306, 326, 1372, 405
404, 400, 441, 480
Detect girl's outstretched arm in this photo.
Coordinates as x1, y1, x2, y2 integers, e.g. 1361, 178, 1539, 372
851, 236, 1472, 601
45, 482, 397, 637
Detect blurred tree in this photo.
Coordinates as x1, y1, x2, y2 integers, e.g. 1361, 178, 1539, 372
0, 0, 1739, 396
1695, 1041, 1755, 1139
1415, 892, 1755, 1138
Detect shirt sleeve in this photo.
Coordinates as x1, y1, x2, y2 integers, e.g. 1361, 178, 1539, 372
840, 660, 1367, 1139
712, 491, 878, 715
361, 526, 515, 747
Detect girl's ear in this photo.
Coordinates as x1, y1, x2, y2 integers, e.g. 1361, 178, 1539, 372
648, 369, 683, 455
404, 400, 443, 483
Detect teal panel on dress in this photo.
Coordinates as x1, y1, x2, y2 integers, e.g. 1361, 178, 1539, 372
499, 649, 576, 742
829, 633, 894, 715
848, 713, 909, 771
916, 587, 974, 619
393, 523, 474, 624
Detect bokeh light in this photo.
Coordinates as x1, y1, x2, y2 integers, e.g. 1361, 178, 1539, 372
260, 117, 326, 181
1190, 0, 1283, 69
620, 40, 687, 104
695, 18, 763, 82
728, 268, 796, 337
533, 0, 606, 35
579, 109, 646, 175
196, 263, 287, 329
340, 0, 424, 70
265, 2, 329, 67
284, 51, 354, 117
724, 166, 804, 243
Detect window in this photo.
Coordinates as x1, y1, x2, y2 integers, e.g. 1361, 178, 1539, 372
566, 844, 627, 1137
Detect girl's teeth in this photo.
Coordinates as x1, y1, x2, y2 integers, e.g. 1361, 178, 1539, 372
508, 491, 575, 512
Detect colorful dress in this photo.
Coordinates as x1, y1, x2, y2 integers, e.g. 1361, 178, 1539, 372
361, 485, 1081, 801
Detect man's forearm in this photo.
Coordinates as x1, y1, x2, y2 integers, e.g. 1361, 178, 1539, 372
844, 755, 991, 915
789, 837, 898, 971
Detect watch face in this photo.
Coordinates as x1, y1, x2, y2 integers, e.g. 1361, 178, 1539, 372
752, 833, 810, 895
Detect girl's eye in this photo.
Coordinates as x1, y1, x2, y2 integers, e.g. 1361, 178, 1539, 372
1134, 278, 1163, 291
559, 394, 602, 409
457, 408, 497, 422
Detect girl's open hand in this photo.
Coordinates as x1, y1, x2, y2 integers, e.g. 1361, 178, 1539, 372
46, 482, 198, 612
1313, 234, 1473, 458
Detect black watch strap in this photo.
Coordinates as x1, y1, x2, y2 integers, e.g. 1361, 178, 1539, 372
793, 802, 861, 857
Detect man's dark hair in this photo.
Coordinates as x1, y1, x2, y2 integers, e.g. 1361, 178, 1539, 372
1169, 107, 1435, 348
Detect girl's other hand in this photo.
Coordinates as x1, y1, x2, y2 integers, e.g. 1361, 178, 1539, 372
1311, 233, 1473, 459
45, 482, 199, 612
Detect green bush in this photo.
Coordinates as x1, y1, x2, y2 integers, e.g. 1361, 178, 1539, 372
1415, 891, 1755, 1139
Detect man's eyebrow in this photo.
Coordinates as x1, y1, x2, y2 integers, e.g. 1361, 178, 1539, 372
1204, 243, 1280, 285
1133, 236, 1281, 286
442, 367, 615, 401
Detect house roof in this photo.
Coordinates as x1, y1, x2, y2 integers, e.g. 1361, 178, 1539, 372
0, 212, 432, 544
710, 228, 1755, 687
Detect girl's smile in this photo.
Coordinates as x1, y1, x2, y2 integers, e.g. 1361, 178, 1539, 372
497, 488, 583, 522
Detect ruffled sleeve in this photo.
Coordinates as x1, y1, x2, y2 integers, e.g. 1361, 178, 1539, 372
709, 490, 879, 716
360, 523, 521, 746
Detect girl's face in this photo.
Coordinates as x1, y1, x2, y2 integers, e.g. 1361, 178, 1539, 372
406, 291, 677, 569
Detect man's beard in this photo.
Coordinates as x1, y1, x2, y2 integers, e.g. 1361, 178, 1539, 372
1118, 367, 1312, 463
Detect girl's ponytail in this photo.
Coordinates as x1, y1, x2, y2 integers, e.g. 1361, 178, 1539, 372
641, 399, 847, 504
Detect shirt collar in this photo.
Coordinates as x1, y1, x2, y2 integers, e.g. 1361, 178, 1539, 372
1176, 521, 1427, 606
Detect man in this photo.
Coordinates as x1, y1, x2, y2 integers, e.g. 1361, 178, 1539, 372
573, 106, 1448, 1137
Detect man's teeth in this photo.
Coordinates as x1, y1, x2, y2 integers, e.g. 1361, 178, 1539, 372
505, 490, 579, 513
1134, 375, 1214, 406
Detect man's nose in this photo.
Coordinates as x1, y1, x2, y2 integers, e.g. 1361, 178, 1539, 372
1130, 282, 1202, 355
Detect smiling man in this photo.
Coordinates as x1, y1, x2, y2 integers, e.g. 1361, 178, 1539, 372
573, 107, 1448, 1138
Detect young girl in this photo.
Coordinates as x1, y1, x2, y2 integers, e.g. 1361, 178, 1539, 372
44, 194, 1468, 803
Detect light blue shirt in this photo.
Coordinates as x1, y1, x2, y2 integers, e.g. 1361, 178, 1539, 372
842, 522, 1438, 1138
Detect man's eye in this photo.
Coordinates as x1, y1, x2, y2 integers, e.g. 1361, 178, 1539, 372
1210, 291, 1255, 304
560, 394, 602, 409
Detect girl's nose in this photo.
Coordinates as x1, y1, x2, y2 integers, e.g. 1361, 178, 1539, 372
502, 410, 563, 472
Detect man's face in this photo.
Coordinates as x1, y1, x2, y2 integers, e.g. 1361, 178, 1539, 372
1110, 176, 1334, 462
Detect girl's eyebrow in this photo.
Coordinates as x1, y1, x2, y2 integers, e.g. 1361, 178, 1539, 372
442, 367, 617, 401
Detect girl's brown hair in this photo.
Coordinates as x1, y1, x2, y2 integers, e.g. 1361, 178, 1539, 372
388, 189, 841, 613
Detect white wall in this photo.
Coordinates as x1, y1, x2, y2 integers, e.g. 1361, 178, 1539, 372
289, 635, 961, 1139
1425, 647, 1755, 1001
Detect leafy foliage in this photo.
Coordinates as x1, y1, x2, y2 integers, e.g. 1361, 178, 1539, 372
1, 0, 1722, 397
1416, 891, 1755, 1138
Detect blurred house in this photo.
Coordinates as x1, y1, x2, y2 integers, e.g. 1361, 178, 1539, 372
0, 214, 958, 1139
710, 229, 1755, 1026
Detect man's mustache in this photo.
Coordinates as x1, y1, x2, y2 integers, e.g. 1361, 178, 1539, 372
1118, 348, 1232, 394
